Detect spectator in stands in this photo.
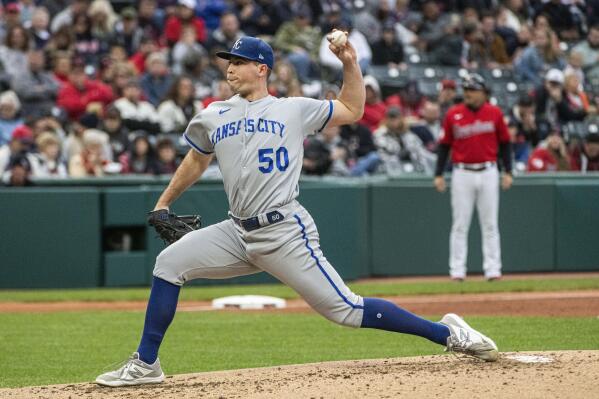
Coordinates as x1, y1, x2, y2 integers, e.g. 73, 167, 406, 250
535, 0, 581, 41
114, 78, 161, 135
72, 13, 106, 66
50, 0, 90, 33
158, 76, 202, 133
371, 22, 404, 68
0, 3, 22, 42
140, 52, 173, 107
268, 61, 302, 98
274, 6, 321, 83
359, 75, 386, 132
563, 72, 594, 117
29, 6, 51, 49
500, 0, 530, 33
202, 79, 233, 108
28, 132, 68, 178
46, 24, 75, 55
374, 106, 436, 175
509, 95, 539, 165
564, 51, 585, 87
69, 128, 109, 177
351, 2, 381, 45
154, 136, 179, 174
111, 7, 143, 57
428, 13, 463, 66
50, 52, 71, 87
164, 0, 206, 47
478, 11, 511, 67
2, 152, 33, 186
527, 130, 571, 172
137, 0, 163, 42
118, 133, 157, 174
319, 19, 372, 77
56, 58, 114, 121
0, 124, 33, 176
208, 11, 244, 51
571, 24, 599, 81
438, 79, 458, 117
88, 0, 117, 43
570, 133, 599, 172
340, 122, 380, 176
388, 80, 426, 119
410, 100, 442, 151
179, 51, 213, 99
515, 27, 565, 86
129, 37, 158, 74
302, 124, 350, 176
0, 25, 30, 79
416, 0, 450, 54
13, 50, 60, 117
100, 106, 129, 158
172, 26, 207, 75
253, 0, 285, 36
0, 91, 24, 146
232, 0, 264, 37
104, 61, 138, 98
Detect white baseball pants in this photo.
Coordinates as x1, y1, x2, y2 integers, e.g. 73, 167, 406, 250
449, 167, 502, 279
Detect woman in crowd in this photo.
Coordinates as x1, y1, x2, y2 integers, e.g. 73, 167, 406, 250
157, 75, 203, 134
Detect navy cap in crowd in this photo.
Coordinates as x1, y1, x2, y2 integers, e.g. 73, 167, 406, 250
216, 37, 274, 70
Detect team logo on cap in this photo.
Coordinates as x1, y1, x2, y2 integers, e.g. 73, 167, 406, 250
233, 39, 242, 50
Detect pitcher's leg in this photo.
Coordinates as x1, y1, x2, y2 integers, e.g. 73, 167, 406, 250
139, 220, 260, 364
476, 168, 502, 279
250, 209, 450, 345
449, 169, 476, 279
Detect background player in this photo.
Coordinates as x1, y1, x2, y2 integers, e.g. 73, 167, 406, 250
434, 73, 513, 281
96, 36, 498, 387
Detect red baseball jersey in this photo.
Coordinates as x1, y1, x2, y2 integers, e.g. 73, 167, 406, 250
440, 102, 510, 164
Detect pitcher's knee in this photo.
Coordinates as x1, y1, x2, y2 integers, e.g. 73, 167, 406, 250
313, 293, 364, 328
152, 247, 185, 286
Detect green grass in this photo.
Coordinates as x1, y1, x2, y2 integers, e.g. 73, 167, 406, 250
1, 277, 599, 302
0, 311, 598, 388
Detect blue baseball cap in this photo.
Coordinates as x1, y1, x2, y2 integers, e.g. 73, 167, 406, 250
216, 36, 274, 70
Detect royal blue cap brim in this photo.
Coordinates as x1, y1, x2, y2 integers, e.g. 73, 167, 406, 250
216, 51, 271, 68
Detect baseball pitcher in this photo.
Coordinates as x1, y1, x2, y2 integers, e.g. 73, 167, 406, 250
434, 73, 513, 281
96, 36, 498, 387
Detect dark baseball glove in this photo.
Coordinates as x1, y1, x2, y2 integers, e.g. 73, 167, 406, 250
148, 209, 201, 245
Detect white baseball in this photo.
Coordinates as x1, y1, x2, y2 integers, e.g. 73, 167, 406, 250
328, 30, 347, 47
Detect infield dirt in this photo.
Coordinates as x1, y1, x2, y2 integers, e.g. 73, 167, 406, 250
1, 351, 597, 398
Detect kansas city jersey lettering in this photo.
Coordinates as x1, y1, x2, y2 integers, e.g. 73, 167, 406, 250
183, 95, 333, 217
211, 118, 286, 146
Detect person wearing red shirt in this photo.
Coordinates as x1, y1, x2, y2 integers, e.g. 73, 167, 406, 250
163, 0, 206, 47
57, 61, 114, 121
527, 131, 571, 172
434, 73, 513, 282
358, 75, 387, 132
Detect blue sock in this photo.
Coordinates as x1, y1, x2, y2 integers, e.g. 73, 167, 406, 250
360, 297, 450, 346
137, 276, 181, 364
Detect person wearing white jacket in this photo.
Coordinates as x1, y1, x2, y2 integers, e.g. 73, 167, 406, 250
157, 76, 203, 134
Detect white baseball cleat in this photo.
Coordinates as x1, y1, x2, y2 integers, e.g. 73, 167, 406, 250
95, 352, 165, 387
440, 313, 499, 362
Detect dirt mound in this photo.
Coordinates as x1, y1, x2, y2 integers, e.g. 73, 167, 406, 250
2, 351, 597, 399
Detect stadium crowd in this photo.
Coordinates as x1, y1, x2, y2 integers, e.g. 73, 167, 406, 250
1, 0, 598, 186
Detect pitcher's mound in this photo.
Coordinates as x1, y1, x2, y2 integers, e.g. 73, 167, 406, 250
2, 351, 598, 399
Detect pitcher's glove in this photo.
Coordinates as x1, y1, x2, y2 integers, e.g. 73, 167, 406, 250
148, 209, 201, 245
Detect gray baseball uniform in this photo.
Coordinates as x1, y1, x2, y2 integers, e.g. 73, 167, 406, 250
153, 94, 365, 327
